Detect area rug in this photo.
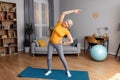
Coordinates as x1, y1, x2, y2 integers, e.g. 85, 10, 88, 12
18, 66, 90, 80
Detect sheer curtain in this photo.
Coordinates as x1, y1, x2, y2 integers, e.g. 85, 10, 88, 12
34, 0, 49, 39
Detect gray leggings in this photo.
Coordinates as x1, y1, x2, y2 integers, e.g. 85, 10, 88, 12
47, 41, 69, 71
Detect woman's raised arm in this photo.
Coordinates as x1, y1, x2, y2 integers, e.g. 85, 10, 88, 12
58, 9, 82, 23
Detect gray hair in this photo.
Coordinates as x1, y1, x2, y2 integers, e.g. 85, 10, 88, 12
66, 19, 73, 27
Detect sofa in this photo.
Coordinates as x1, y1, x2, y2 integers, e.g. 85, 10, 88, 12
31, 37, 81, 56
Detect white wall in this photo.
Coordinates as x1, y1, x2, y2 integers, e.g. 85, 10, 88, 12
60, 0, 120, 54
0, 0, 24, 51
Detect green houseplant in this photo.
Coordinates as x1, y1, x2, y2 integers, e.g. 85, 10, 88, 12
24, 23, 34, 52
25, 24, 34, 42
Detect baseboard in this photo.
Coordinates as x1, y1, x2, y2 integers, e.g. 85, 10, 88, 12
108, 52, 116, 55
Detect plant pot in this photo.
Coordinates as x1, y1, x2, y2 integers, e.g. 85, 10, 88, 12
25, 47, 30, 53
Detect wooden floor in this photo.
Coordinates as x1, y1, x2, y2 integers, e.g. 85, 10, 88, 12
0, 51, 120, 80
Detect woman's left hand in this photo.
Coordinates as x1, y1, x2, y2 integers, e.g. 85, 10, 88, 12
74, 9, 82, 13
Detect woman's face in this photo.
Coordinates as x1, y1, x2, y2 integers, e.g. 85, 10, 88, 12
63, 19, 73, 28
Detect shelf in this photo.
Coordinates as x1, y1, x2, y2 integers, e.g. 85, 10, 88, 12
0, 1, 18, 56
1, 28, 17, 30
1, 20, 16, 22
2, 37, 17, 39
0, 11, 16, 13
3, 45, 17, 47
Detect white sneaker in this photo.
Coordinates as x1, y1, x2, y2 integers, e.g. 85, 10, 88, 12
45, 71, 52, 76
67, 71, 72, 77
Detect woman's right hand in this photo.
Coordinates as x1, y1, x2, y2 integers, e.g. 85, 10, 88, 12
59, 40, 63, 44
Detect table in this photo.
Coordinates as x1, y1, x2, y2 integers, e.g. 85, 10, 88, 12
84, 36, 109, 53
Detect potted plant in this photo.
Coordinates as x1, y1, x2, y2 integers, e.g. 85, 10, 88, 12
25, 24, 34, 41
24, 39, 30, 52
24, 23, 34, 52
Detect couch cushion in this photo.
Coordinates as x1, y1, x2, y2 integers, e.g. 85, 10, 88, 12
35, 47, 47, 52
37, 39, 48, 47
33, 40, 39, 47
35, 46, 77, 52
38, 37, 49, 43
71, 39, 79, 47
62, 38, 72, 46
63, 46, 77, 52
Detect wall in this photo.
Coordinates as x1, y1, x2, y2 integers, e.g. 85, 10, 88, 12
60, 0, 120, 54
0, 0, 24, 51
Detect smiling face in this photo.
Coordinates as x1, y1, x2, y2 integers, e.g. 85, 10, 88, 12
62, 19, 73, 28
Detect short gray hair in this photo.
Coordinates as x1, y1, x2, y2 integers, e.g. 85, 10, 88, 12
66, 19, 73, 27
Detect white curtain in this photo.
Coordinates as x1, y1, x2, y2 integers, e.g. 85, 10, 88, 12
34, 0, 49, 39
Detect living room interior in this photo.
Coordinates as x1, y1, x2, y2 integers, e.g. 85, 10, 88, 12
0, 0, 120, 80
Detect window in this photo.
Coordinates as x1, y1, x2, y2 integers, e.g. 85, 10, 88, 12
34, 0, 49, 39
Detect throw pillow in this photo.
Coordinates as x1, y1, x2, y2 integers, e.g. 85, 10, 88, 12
71, 39, 79, 47
33, 40, 39, 47
37, 39, 48, 47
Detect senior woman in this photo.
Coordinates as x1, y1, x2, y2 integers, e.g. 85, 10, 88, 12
45, 9, 82, 77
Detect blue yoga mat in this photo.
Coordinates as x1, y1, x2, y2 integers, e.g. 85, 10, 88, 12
18, 66, 90, 80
